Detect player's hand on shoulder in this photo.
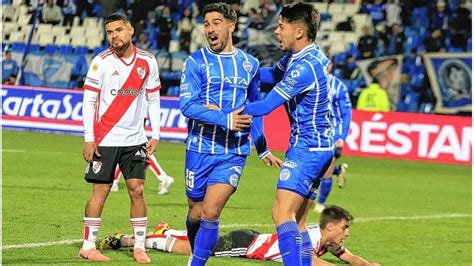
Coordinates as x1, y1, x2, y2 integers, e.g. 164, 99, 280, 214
262, 152, 283, 169
83, 142, 100, 162
231, 107, 252, 131
146, 139, 159, 155
206, 104, 221, 110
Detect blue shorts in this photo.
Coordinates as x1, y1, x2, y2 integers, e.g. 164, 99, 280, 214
277, 147, 333, 200
185, 150, 247, 202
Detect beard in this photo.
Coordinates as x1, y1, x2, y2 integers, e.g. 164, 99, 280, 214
111, 40, 131, 55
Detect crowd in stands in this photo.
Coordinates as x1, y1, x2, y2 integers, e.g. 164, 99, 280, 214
1, 0, 472, 114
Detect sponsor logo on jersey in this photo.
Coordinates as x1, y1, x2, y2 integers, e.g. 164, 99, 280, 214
200, 63, 214, 68
290, 70, 300, 78
111, 87, 144, 96
229, 166, 242, 175
86, 77, 100, 86
229, 174, 239, 187
137, 67, 146, 79
282, 160, 297, 168
207, 76, 249, 89
92, 161, 102, 174
279, 168, 291, 181
181, 73, 186, 83
243, 60, 252, 73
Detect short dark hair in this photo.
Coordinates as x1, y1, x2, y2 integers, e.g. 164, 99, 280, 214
319, 205, 353, 228
280, 2, 320, 41
203, 3, 237, 24
104, 12, 131, 26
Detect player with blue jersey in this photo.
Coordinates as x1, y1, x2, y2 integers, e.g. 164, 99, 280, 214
179, 3, 282, 265
315, 69, 352, 213
233, 3, 334, 265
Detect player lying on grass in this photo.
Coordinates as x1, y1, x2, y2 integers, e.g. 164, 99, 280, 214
100, 205, 380, 266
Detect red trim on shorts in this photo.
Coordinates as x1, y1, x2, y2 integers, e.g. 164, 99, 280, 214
84, 85, 100, 93
146, 85, 161, 93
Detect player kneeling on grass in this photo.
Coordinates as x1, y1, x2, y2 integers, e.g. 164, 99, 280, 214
100, 205, 380, 265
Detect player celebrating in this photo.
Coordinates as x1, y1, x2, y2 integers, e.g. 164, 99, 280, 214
179, 3, 282, 265
315, 57, 352, 213
232, 3, 334, 265
101, 206, 380, 265
80, 13, 161, 263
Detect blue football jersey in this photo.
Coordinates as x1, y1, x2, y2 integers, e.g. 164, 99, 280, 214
244, 44, 334, 150
180, 47, 268, 157
327, 74, 352, 142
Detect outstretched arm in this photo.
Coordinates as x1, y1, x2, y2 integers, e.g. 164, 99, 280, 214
338, 249, 381, 266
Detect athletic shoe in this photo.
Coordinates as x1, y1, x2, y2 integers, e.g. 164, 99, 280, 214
79, 248, 111, 262
158, 176, 174, 195
99, 233, 123, 250
314, 203, 325, 213
111, 182, 119, 192
153, 221, 170, 235
337, 163, 349, 189
133, 248, 151, 264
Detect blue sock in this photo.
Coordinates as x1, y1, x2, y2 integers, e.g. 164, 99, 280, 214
333, 165, 342, 176
301, 231, 313, 266
277, 221, 302, 266
191, 218, 219, 266
186, 215, 200, 252
318, 177, 333, 205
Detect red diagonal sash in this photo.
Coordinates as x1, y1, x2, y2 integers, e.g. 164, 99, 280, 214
94, 57, 150, 145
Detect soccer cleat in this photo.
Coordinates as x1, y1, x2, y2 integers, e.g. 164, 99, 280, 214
99, 233, 123, 250
111, 182, 119, 192
337, 163, 349, 189
158, 176, 174, 195
133, 248, 151, 264
314, 203, 325, 213
79, 248, 111, 262
153, 221, 170, 235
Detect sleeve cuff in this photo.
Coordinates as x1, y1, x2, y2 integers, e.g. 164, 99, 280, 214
84, 132, 94, 142
258, 150, 271, 159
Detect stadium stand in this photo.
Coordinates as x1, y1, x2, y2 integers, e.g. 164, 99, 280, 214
1, 0, 471, 114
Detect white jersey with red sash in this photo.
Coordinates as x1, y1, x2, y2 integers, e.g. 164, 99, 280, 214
82, 46, 161, 146
245, 224, 345, 261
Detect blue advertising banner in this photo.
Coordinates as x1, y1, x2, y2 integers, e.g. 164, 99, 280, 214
22, 52, 88, 89
422, 53, 472, 113
1, 85, 188, 141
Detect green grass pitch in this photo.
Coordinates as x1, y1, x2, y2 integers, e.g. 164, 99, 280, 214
2, 130, 471, 265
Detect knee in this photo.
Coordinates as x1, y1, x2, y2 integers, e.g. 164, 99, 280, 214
188, 205, 202, 221
201, 207, 220, 221
128, 184, 145, 199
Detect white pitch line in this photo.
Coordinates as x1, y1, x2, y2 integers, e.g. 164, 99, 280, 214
2, 213, 470, 250
1, 149, 76, 156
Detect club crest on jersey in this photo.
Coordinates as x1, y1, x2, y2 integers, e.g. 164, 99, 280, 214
92, 161, 102, 174
243, 60, 252, 73
137, 67, 146, 79
279, 168, 291, 181
229, 174, 239, 187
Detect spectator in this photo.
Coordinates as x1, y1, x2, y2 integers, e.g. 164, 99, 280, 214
368, 0, 386, 28
385, 0, 402, 35
155, 6, 174, 51
75, 0, 93, 18
61, 0, 76, 27
2, 51, 18, 85
42, 0, 63, 25
247, 8, 264, 30
358, 26, 378, 59
136, 32, 151, 50
431, 1, 449, 31
128, 0, 156, 39
424, 29, 446, 52
385, 23, 404, 55
356, 82, 391, 112
336, 16, 355, 32
177, 8, 193, 53
450, 0, 472, 49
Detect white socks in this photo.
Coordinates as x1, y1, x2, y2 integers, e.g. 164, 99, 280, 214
131, 217, 148, 250
82, 217, 101, 250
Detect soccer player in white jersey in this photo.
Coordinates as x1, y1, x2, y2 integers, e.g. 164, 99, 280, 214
101, 206, 380, 265
179, 3, 282, 265
80, 13, 161, 263
233, 3, 333, 265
